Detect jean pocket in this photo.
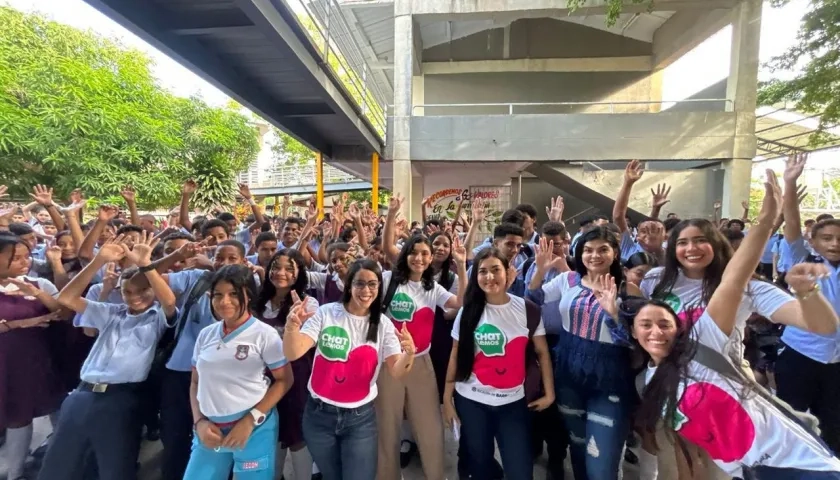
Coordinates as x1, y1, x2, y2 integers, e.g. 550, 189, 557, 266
233, 454, 270, 473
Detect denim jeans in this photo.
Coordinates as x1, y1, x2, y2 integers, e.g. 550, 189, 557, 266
556, 384, 631, 480
302, 397, 377, 480
454, 393, 533, 480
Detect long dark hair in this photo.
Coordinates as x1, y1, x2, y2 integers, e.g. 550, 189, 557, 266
253, 249, 309, 325
651, 219, 732, 306
393, 234, 435, 290
209, 264, 258, 321
429, 231, 454, 291
573, 226, 624, 285
341, 258, 384, 343
455, 248, 509, 382
0, 232, 24, 271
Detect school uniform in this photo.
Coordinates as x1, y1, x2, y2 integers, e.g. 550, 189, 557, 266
38, 301, 174, 480
776, 236, 840, 454
183, 317, 286, 480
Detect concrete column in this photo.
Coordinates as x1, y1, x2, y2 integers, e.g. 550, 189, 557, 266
411, 175, 424, 223
392, 6, 415, 217
648, 69, 663, 113
723, 0, 761, 217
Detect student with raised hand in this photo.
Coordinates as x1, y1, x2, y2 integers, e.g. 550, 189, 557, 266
40, 232, 177, 480
377, 194, 467, 480
526, 225, 641, 480
252, 248, 320, 479
184, 264, 292, 480
443, 247, 554, 480
776, 152, 840, 454
631, 170, 840, 479
613, 160, 667, 263
283, 259, 416, 480
0, 231, 65, 480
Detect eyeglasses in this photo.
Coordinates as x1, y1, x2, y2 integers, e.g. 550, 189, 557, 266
352, 281, 380, 291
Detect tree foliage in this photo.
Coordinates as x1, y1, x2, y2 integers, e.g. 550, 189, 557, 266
269, 127, 315, 166
758, 0, 840, 141
346, 189, 390, 207
0, 7, 259, 210
566, 0, 652, 27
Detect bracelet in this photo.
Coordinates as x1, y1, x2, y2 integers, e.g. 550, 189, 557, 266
794, 283, 820, 301
138, 264, 156, 273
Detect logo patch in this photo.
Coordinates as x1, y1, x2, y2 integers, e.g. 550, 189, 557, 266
389, 292, 416, 321
474, 323, 506, 357
235, 345, 250, 360
319, 325, 351, 361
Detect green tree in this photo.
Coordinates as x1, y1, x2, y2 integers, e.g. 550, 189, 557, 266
0, 7, 258, 210
758, 0, 840, 141
346, 189, 390, 207
270, 127, 315, 166
566, 0, 651, 26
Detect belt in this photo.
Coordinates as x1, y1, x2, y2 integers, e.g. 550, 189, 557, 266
78, 381, 141, 394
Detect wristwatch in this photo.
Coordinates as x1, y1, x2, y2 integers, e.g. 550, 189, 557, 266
250, 408, 266, 426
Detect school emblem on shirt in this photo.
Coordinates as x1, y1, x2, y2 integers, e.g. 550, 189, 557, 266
389, 292, 416, 321
235, 345, 250, 360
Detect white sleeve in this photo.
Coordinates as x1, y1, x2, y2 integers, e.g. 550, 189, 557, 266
693, 311, 731, 351
747, 280, 795, 319
33, 277, 59, 297
261, 328, 288, 370
381, 270, 392, 293
300, 304, 327, 343
639, 268, 663, 299
304, 295, 320, 313
448, 273, 459, 295
533, 318, 546, 337
434, 283, 455, 308
379, 319, 402, 360
451, 308, 463, 340
541, 272, 568, 303
307, 272, 328, 293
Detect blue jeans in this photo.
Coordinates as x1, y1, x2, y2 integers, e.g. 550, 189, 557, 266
556, 385, 631, 480
302, 397, 377, 480
182, 408, 278, 480
454, 393, 533, 480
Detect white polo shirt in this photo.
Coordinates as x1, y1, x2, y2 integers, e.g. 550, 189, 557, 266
192, 317, 287, 422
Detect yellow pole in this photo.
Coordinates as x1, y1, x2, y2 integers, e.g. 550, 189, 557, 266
315, 152, 325, 220
371, 152, 379, 214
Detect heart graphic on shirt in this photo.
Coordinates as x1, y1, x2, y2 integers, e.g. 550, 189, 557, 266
391, 307, 434, 353
675, 381, 755, 463
473, 335, 528, 390
311, 344, 378, 403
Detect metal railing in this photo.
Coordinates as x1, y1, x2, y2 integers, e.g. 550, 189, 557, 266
410, 99, 733, 115
289, 0, 388, 137
250, 164, 364, 188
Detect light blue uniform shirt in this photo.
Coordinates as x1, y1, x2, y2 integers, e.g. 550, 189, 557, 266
779, 236, 840, 363
619, 230, 645, 262
234, 228, 251, 247
166, 269, 217, 372
77, 301, 174, 384
524, 262, 565, 334
245, 254, 258, 265
761, 234, 780, 265
73, 282, 125, 326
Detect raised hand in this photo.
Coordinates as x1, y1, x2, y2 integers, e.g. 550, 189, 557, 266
285, 291, 316, 334
395, 323, 416, 356
741, 200, 749, 210
237, 183, 252, 200
95, 238, 128, 263
120, 186, 136, 203
713, 200, 722, 210
182, 179, 197, 195
0, 185, 7, 200
471, 199, 486, 224
102, 263, 120, 293
61, 199, 85, 215
0, 204, 18, 222
651, 183, 671, 208
30, 185, 54, 206
45, 245, 63, 264
757, 169, 783, 227
124, 231, 159, 267
786, 263, 829, 296
450, 236, 467, 264
783, 153, 807, 184
98, 205, 118, 222
69, 189, 84, 205
592, 274, 618, 318
177, 241, 210, 260
535, 237, 556, 272
545, 196, 564, 222
624, 159, 644, 184
388, 194, 403, 215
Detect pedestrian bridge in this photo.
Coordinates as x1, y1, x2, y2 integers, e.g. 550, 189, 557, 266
249, 164, 372, 197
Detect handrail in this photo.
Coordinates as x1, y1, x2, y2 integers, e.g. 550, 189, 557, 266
410, 99, 733, 115
287, 0, 388, 136
247, 164, 365, 188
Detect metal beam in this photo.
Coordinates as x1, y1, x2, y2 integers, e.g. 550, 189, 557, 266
82, 0, 333, 154
252, 182, 373, 196
172, 26, 258, 37
422, 56, 652, 74
276, 103, 335, 117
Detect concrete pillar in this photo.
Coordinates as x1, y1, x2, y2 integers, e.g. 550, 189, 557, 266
723, 0, 761, 217
648, 69, 663, 113
411, 175, 424, 223
412, 75, 425, 116
392, 5, 415, 219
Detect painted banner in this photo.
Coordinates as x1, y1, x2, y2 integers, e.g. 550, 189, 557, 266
424, 186, 509, 234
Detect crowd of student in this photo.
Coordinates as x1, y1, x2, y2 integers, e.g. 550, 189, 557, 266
1, 153, 840, 480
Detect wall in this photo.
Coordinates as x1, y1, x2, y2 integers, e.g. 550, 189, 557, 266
424, 71, 652, 114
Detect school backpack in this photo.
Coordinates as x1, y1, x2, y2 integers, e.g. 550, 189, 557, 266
523, 298, 544, 403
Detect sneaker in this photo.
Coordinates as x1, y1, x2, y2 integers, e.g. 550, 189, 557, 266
399, 440, 417, 468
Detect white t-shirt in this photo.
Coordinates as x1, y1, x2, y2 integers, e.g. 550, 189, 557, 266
262, 295, 319, 338
301, 302, 402, 409
192, 317, 287, 420
382, 270, 454, 356
452, 295, 545, 406
644, 312, 840, 477
640, 267, 793, 356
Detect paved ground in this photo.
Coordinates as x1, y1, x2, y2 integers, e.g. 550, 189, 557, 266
1, 416, 647, 479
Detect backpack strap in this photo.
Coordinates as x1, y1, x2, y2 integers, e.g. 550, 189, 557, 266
153, 270, 214, 371
381, 273, 400, 315
524, 298, 541, 338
